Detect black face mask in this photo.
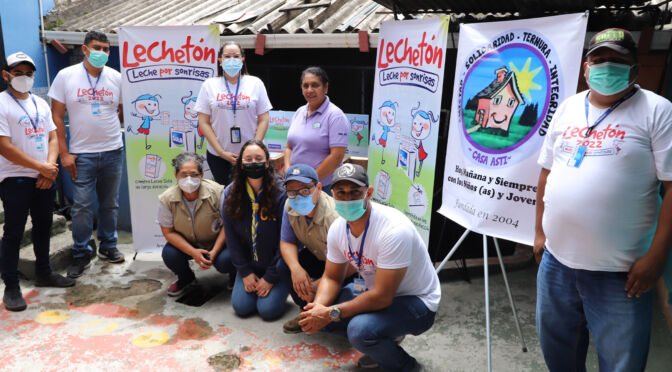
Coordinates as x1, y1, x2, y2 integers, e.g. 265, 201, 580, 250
243, 162, 267, 179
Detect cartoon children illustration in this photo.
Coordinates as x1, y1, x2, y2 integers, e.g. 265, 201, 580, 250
375, 100, 398, 164
181, 91, 203, 149
410, 102, 438, 177
129, 94, 161, 150
351, 120, 366, 146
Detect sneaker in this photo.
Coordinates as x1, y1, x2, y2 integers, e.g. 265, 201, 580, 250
356, 354, 379, 369
98, 247, 125, 263
282, 315, 302, 334
67, 256, 92, 278
167, 278, 196, 297
35, 272, 76, 287
3, 285, 27, 312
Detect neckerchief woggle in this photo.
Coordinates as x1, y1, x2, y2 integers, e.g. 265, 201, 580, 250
7, 90, 39, 131
346, 218, 370, 273
246, 182, 261, 262
225, 75, 240, 117
82, 62, 102, 97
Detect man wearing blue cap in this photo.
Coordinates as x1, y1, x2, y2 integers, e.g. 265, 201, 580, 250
278, 163, 342, 333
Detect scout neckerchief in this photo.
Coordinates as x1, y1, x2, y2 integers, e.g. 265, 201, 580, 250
246, 182, 261, 261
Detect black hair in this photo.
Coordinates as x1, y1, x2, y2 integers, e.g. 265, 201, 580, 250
83, 30, 109, 46
172, 152, 203, 175
225, 139, 280, 221
217, 41, 249, 77
300, 66, 329, 86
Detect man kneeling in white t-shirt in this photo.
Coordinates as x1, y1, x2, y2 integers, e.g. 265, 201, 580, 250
299, 164, 441, 371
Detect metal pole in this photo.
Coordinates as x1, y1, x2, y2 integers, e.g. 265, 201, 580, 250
435, 229, 470, 273
483, 235, 492, 372
493, 238, 528, 352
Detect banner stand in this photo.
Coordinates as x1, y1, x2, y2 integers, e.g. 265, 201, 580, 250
436, 231, 528, 371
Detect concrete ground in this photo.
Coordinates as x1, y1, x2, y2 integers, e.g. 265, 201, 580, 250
1, 234, 671, 371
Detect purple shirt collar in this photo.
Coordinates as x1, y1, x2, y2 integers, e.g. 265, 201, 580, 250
306, 96, 331, 117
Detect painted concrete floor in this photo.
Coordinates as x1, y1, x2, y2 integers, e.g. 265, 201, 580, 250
1, 239, 671, 372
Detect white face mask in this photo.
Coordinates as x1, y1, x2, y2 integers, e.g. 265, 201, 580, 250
9, 75, 34, 93
178, 176, 201, 193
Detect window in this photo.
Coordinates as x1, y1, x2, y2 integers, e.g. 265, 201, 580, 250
493, 96, 502, 105
507, 98, 516, 107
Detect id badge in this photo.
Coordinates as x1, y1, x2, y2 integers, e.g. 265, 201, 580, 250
567, 145, 587, 168
35, 135, 44, 151
353, 277, 366, 295
91, 102, 101, 115
230, 126, 241, 144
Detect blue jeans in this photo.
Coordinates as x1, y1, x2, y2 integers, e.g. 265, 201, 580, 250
324, 283, 436, 372
161, 243, 234, 283
231, 272, 289, 320
537, 250, 653, 372
71, 148, 123, 258
0, 178, 55, 285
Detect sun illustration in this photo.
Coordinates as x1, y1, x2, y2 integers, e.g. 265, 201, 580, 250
509, 58, 542, 101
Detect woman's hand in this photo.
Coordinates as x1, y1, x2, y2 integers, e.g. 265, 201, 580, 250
192, 249, 213, 270
255, 278, 274, 297
218, 150, 239, 165
242, 273, 259, 293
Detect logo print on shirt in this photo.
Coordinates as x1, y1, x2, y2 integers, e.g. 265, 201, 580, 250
559, 123, 626, 156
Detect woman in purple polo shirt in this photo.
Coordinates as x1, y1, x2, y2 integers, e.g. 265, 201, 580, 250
284, 67, 349, 192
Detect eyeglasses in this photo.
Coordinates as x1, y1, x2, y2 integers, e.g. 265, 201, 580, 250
286, 184, 315, 199
332, 187, 367, 201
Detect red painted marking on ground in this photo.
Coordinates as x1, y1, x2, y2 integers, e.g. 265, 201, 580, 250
24, 290, 40, 304
175, 319, 214, 341
276, 342, 359, 364
68, 302, 139, 318
217, 326, 233, 337
243, 330, 258, 339
146, 314, 175, 326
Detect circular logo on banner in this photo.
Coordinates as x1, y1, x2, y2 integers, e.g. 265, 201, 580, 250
458, 29, 563, 168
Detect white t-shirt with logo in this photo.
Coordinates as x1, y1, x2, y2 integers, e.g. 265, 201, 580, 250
48, 64, 123, 154
327, 202, 442, 312
0, 91, 57, 182
538, 87, 672, 271
194, 74, 272, 156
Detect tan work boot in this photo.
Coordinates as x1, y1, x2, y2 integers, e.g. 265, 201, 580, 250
282, 315, 302, 334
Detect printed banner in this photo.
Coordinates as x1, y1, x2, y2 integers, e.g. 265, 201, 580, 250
119, 25, 219, 252
367, 17, 450, 245
264, 111, 370, 157
438, 13, 587, 244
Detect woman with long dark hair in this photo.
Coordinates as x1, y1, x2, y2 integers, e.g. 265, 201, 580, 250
222, 139, 289, 320
195, 42, 272, 185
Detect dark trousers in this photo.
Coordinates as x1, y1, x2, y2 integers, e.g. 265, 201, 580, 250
161, 242, 235, 284
277, 247, 326, 308
0, 177, 55, 286
207, 151, 233, 185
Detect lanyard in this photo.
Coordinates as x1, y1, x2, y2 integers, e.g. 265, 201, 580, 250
346, 218, 370, 270
224, 75, 240, 117
584, 88, 637, 136
7, 90, 39, 131
83, 62, 102, 97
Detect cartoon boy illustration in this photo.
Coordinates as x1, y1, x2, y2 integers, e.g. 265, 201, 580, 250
376, 100, 398, 164
129, 94, 161, 150
351, 120, 366, 146
181, 91, 203, 149
410, 102, 438, 177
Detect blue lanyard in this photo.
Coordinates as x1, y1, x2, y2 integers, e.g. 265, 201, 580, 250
83, 62, 102, 97
224, 75, 240, 117
346, 218, 370, 270
7, 90, 39, 131
584, 88, 638, 136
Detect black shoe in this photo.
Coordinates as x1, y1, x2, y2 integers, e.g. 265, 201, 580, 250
35, 272, 76, 287
67, 256, 92, 278
98, 247, 125, 263
3, 285, 27, 312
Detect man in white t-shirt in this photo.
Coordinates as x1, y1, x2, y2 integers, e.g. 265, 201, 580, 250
534, 28, 672, 371
48, 31, 125, 278
0, 52, 75, 312
299, 164, 441, 371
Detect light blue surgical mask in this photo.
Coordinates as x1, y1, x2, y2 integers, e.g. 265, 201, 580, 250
587, 62, 633, 96
222, 58, 243, 77
288, 194, 316, 216
86, 47, 109, 68
334, 198, 367, 221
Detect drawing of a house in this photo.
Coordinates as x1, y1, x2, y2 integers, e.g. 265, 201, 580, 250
472, 66, 525, 136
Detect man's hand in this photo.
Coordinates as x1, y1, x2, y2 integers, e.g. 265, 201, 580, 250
625, 252, 666, 298
192, 249, 212, 270
255, 278, 273, 297
298, 302, 331, 334
60, 153, 78, 180
38, 162, 59, 181
291, 267, 315, 302
533, 231, 546, 264
242, 273, 259, 293
35, 175, 54, 190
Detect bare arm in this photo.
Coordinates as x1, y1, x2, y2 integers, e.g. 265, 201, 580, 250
51, 98, 79, 180
284, 143, 293, 171
0, 136, 57, 177
198, 113, 238, 164
210, 224, 227, 259
315, 147, 346, 182
534, 168, 550, 263
254, 111, 269, 141
118, 104, 123, 123
313, 259, 349, 306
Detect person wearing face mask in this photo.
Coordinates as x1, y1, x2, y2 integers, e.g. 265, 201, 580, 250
276, 163, 347, 334
195, 41, 272, 186
0, 52, 76, 312
157, 152, 234, 297
299, 164, 440, 371
284, 67, 349, 194
534, 28, 672, 371
48, 30, 125, 278
222, 140, 289, 320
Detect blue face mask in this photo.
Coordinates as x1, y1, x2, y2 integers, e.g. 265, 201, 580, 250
288, 194, 316, 216
334, 198, 367, 221
87, 48, 109, 68
222, 58, 243, 77
587, 62, 633, 96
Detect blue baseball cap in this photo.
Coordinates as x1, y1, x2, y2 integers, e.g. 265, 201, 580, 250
284, 164, 319, 185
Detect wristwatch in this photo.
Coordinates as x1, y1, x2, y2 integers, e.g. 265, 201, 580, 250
329, 305, 341, 322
